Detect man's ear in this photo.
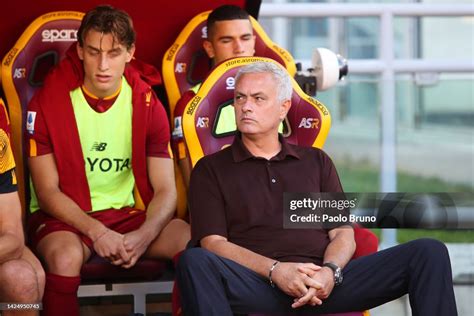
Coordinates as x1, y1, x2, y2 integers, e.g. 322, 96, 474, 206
203, 40, 215, 59
126, 44, 136, 63
280, 99, 292, 120
76, 43, 84, 60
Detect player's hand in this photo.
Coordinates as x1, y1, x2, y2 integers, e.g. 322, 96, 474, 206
121, 228, 155, 268
92, 228, 130, 266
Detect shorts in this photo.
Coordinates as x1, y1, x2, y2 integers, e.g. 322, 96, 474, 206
27, 207, 146, 251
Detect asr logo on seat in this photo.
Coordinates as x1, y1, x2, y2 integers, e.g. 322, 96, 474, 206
175, 63, 187, 73
201, 26, 208, 39
298, 118, 320, 129
13, 68, 26, 79
196, 117, 209, 128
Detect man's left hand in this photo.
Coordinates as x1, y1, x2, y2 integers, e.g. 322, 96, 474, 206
291, 266, 335, 308
121, 228, 155, 268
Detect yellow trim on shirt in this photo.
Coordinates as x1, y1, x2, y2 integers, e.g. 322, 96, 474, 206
29, 139, 37, 157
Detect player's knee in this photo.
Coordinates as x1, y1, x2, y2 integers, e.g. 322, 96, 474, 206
44, 246, 84, 275
165, 218, 191, 252
32, 259, 46, 298
0, 260, 40, 302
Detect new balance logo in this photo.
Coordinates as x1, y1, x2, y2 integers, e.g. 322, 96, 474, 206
91, 142, 107, 151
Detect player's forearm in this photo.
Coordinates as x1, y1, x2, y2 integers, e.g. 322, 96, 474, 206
0, 234, 23, 264
202, 238, 276, 279
140, 187, 177, 239
323, 225, 355, 268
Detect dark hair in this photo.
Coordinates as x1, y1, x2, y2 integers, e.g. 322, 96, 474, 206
207, 5, 250, 39
78, 5, 136, 50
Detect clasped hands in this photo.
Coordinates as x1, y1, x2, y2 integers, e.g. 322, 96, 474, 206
91, 227, 154, 269
271, 262, 335, 309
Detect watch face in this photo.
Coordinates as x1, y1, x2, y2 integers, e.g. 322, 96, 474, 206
335, 268, 343, 285
334, 268, 343, 285
323, 262, 343, 286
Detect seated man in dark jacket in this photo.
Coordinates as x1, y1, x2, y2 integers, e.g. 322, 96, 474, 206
177, 61, 457, 316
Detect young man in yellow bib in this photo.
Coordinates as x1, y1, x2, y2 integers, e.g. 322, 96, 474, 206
26, 6, 189, 315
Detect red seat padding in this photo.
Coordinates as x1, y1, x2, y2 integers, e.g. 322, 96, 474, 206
81, 255, 168, 283
353, 227, 379, 259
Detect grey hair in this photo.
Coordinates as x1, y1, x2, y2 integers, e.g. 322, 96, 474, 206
234, 61, 293, 103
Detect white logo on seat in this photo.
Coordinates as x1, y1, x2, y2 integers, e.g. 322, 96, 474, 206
175, 63, 187, 73
196, 117, 209, 128
42, 29, 78, 42
226, 77, 235, 90
298, 118, 320, 129
13, 68, 26, 79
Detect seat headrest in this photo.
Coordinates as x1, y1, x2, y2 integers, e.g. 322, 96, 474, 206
1, 11, 84, 211
162, 10, 297, 114
183, 57, 331, 167
2, 11, 83, 103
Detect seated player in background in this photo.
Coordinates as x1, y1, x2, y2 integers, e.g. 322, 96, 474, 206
0, 100, 45, 315
172, 4, 256, 187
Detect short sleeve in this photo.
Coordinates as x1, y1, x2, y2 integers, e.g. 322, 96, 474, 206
318, 150, 352, 228
171, 90, 195, 160
188, 157, 228, 245
319, 150, 344, 193
26, 96, 53, 157
146, 95, 172, 158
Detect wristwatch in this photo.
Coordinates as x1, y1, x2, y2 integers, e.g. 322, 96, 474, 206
322, 262, 343, 286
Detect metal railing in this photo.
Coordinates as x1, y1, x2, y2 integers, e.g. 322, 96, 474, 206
261, 3, 474, 248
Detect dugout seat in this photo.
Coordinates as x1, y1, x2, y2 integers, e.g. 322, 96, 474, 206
1, 11, 173, 314
182, 57, 329, 166
182, 56, 377, 316
162, 10, 297, 116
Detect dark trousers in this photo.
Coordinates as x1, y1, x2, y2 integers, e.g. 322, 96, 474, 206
176, 238, 457, 316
